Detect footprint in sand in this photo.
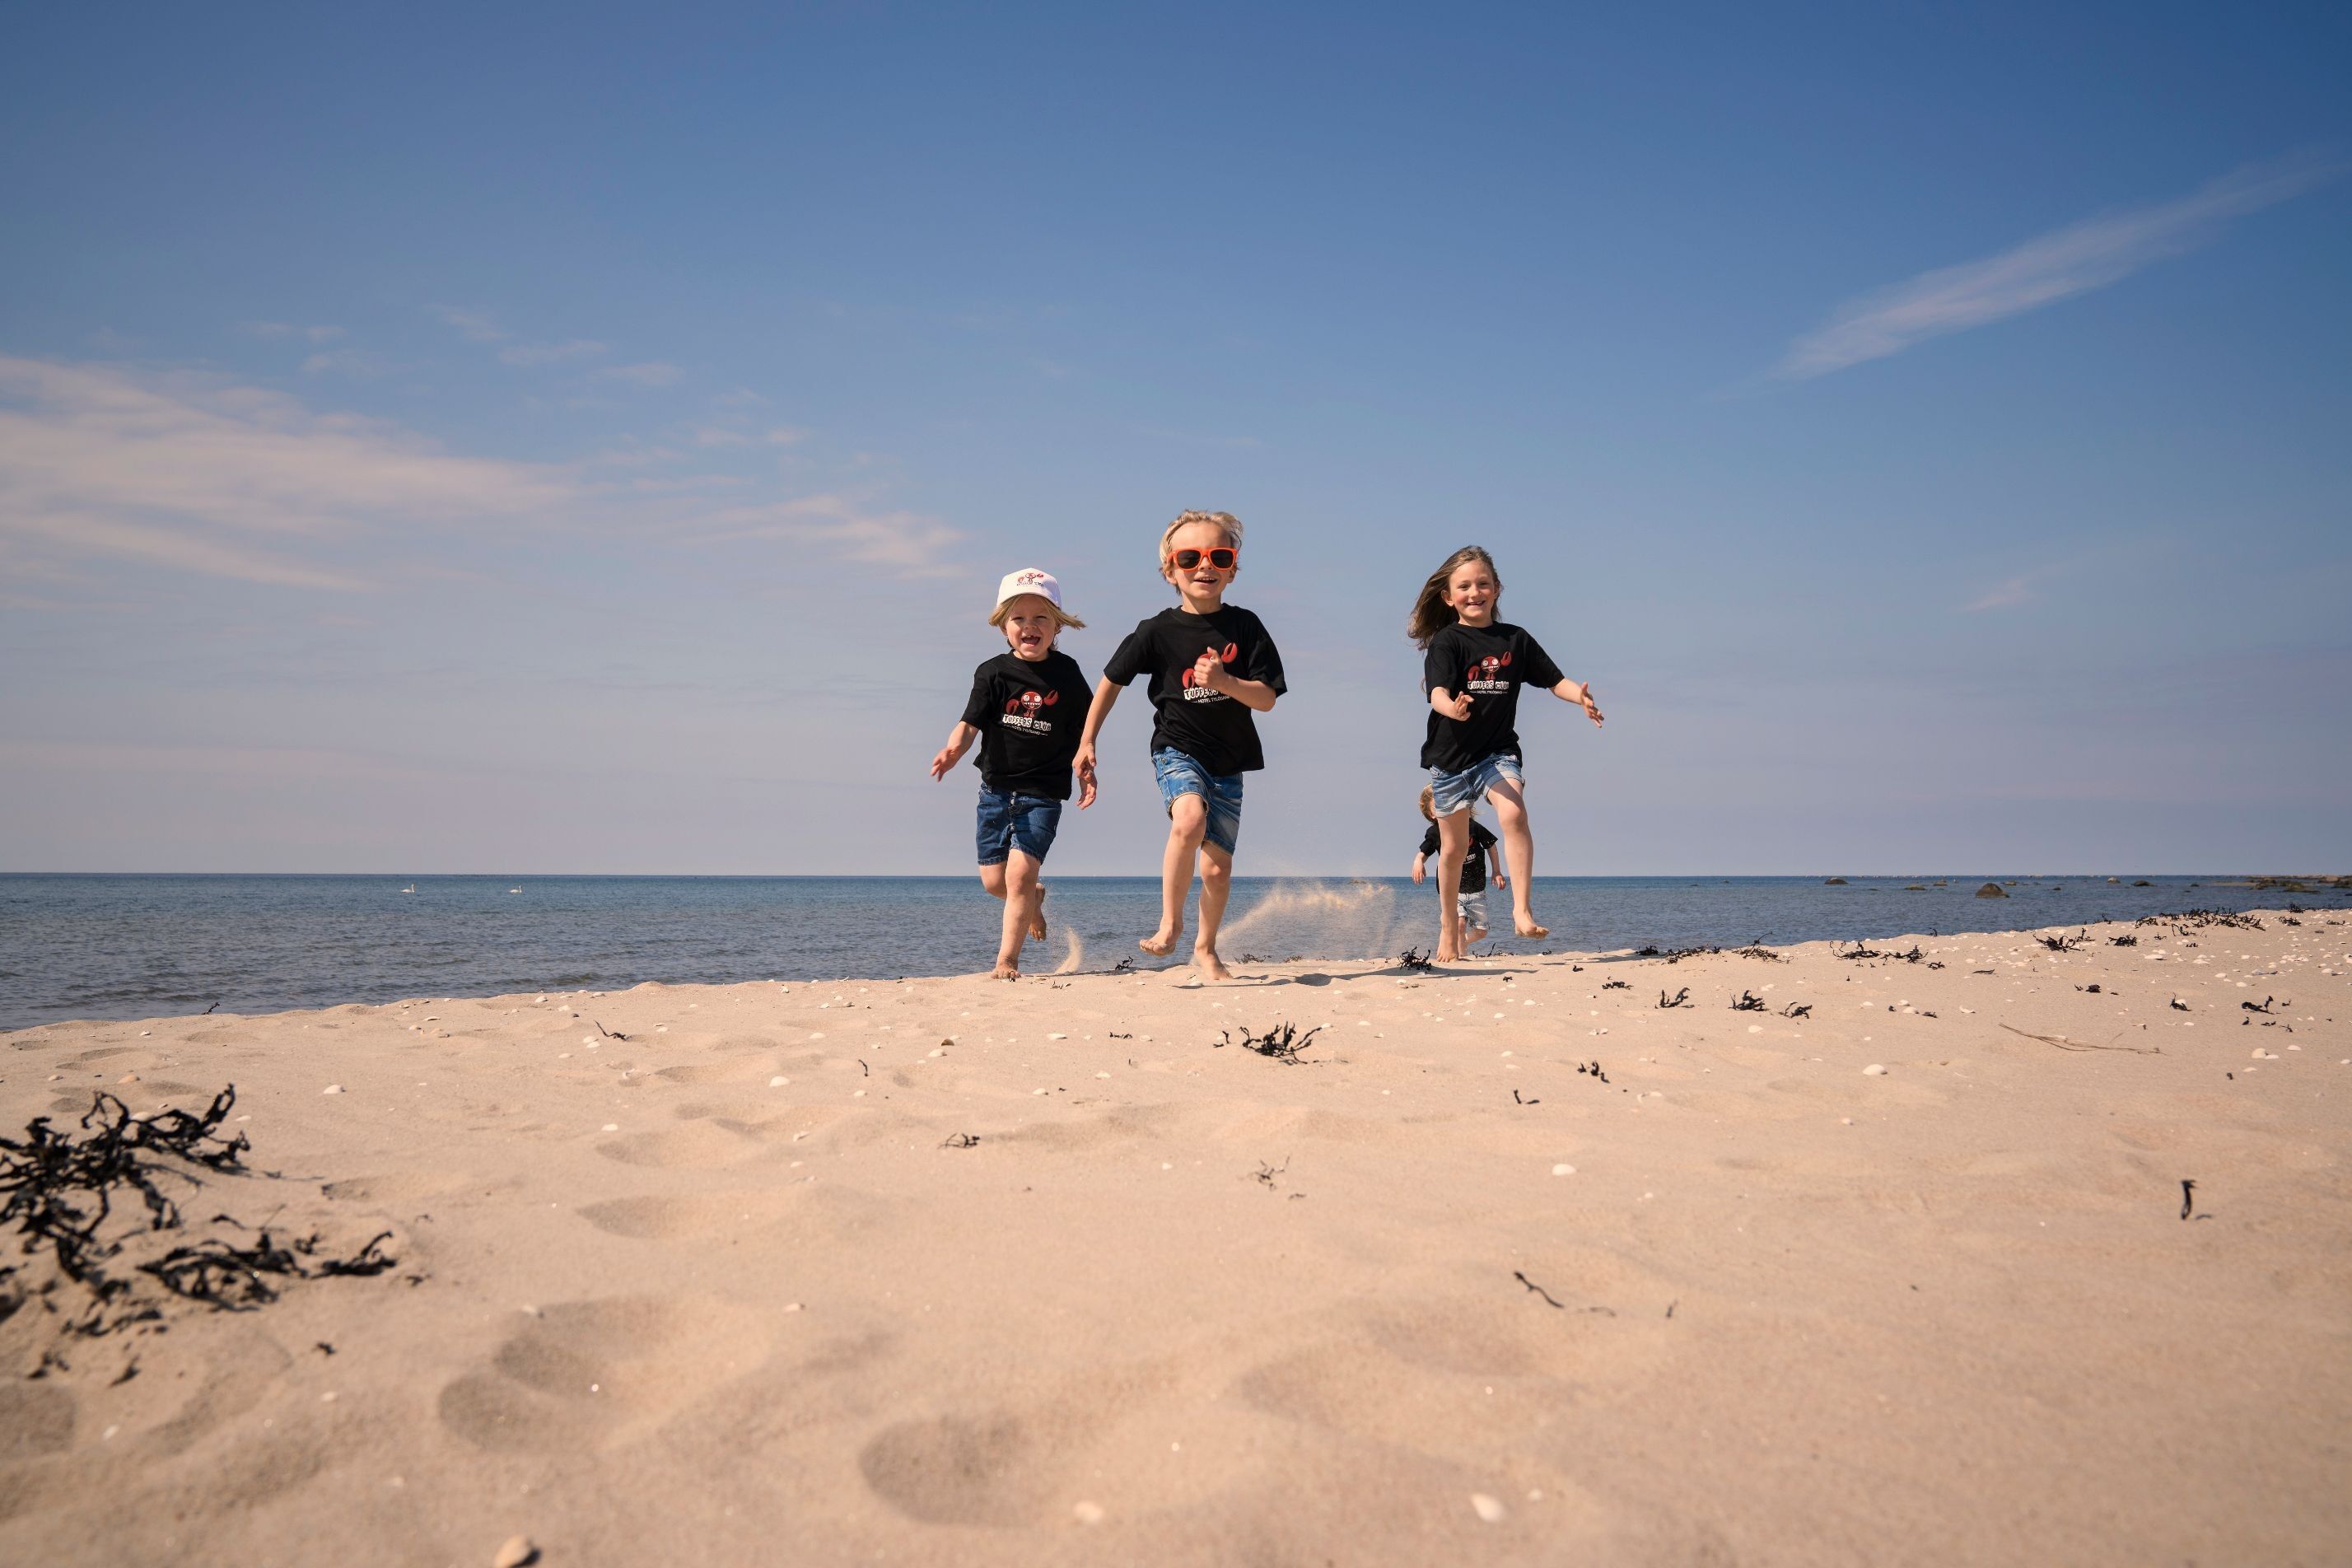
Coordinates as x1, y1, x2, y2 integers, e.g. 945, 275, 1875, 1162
436, 1296, 765, 1454
859, 1412, 1070, 1527
594, 1122, 764, 1169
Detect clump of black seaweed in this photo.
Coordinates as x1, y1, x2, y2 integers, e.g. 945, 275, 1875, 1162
0, 1087, 397, 1337
1834, 942, 1925, 964
1218, 1022, 1323, 1063
2135, 909, 2264, 933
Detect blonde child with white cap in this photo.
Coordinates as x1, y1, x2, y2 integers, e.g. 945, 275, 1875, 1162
929, 569, 1094, 978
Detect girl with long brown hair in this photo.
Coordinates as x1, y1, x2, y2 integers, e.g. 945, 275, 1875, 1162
1411, 546, 1604, 960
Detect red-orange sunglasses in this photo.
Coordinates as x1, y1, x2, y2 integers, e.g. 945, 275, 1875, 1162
1168, 547, 1238, 571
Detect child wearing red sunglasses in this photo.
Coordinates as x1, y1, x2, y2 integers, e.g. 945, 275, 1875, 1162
1076, 510, 1286, 982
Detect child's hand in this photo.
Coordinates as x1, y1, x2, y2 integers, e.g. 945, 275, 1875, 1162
927, 744, 959, 781
1192, 645, 1225, 692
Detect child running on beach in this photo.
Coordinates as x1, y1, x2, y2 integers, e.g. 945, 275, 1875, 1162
1076, 511, 1286, 982
1411, 786, 1506, 945
1411, 545, 1603, 961
929, 569, 1095, 978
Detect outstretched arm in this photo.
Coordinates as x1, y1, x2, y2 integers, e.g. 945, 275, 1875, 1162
1550, 678, 1603, 727
1073, 678, 1122, 807
929, 721, 980, 780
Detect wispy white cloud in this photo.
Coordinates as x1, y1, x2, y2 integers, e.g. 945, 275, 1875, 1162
0, 355, 568, 589
301, 347, 388, 378
498, 338, 606, 366
243, 321, 346, 343
1778, 155, 2340, 380
700, 493, 962, 575
1962, 575, 2036, 613
0, 356, 960, 590
427, 305, 509, 343
595, 362, 683, 388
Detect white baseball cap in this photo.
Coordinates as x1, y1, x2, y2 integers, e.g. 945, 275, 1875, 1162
994, 567, 1062, 611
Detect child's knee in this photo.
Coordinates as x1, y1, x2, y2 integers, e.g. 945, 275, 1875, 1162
1168, 794, 1209, 838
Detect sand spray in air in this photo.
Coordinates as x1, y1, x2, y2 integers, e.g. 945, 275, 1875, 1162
1216, 880, 1402, 960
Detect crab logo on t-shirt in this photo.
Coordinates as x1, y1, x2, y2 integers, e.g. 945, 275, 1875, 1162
1463, 651, 1514, 693
1001, 687, 1060, 732
1180, 642, 1240, 702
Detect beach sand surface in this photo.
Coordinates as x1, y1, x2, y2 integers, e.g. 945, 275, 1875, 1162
3, 912, 2347, 1566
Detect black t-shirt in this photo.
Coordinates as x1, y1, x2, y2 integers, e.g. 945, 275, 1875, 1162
1102, 604, 1286, 777
959, 649, 1094, 800
1420, 621, 1565, 773
1417, 819, 1500, 891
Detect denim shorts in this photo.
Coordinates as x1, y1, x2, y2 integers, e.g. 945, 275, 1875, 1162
1429, 751, 1523, 818
1151, 748, 1244, 856
976, 788, 1062, 866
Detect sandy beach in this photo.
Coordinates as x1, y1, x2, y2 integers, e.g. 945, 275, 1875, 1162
3, 910, 2346, 1566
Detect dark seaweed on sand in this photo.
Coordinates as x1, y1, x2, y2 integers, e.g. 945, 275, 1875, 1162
1835, 942, 1924, 963
2136, 909, 2264, 932
0, 1086, 399, 1335
1219, 1022, 1323, 1063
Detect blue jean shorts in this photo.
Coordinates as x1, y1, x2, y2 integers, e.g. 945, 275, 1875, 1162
976, 788, 1062, 866
1151, 749, 1244, 856
1429, 751, 1524, 817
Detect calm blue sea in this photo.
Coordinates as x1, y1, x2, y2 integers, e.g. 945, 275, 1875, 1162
0, 873, 2325, 1031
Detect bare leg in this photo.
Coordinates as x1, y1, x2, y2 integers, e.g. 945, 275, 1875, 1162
994, 850, 1042, 978
1192, 843, 1234, 982
1433, 808, 1471, 961
1143, 796, 1207, 956
1488, 779, 1545, 938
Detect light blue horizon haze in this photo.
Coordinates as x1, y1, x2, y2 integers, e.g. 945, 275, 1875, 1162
2, 3, 2347, 875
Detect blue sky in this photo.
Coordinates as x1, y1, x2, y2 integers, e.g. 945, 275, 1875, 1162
3, 2, 2347, 874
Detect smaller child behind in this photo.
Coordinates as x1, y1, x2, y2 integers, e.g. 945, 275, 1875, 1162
929, 569, 1094, 978
1410, 786, 1505, 945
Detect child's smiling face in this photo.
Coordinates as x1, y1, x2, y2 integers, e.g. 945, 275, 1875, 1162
999, 595, 1060, 660
1163, 519, 1236, 612
1444, 560, 1499, 625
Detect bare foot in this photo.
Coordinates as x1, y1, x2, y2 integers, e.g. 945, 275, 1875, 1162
1139, 926, 1180, 957
1193, 947, 1232, 982
992, 959, 1020, 979
1514, 917, 1550, 940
